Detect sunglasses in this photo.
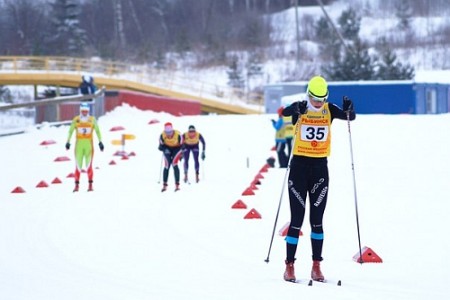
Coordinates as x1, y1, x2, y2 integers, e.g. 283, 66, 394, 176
308, 94, 327, 103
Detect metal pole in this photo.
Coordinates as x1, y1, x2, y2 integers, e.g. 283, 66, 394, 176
264, 120, 298, 263
347, 111, 363, 264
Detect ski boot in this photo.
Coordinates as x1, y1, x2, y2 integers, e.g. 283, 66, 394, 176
73, 181, 79, 192
88, 180, 93, 192
311, 260, 325, 282
183, 173, 188, 183
195, 172, 200, 183
283, 260, 296, 282
161, 183, 168, 192
175, 183, 180, 192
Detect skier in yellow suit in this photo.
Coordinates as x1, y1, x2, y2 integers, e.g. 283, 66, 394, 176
281, 75, 356, 283
66, 102, 104, 192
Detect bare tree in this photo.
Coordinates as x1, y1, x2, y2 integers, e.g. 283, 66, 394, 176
2, 0, 47, 55
113, 0, 127, 51
125, 0, 144, 41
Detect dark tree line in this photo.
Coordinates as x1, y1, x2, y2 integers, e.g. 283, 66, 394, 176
0, 0, 423, 83
0, 0, 327, 63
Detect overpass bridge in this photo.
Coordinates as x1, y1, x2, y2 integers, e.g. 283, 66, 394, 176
0, 56, 262, 114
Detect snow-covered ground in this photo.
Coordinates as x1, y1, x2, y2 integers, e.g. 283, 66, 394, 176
1, 105, 449, 299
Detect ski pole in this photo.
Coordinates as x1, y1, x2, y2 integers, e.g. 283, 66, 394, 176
157, 153, 164, 184
346, 111, 363, 264
264, 122, 298, 263
202, 155, 205, 181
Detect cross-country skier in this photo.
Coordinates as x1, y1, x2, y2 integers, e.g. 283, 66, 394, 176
182, 125, 206, 183
283, 114, 294, 158
271, 107, 288, 168
79, 75, 96, 101
158, 122, 183, 192
281, 75, 356, 283
66, 102, 104, 192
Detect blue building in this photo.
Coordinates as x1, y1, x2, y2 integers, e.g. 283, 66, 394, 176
264, 80, 450, 114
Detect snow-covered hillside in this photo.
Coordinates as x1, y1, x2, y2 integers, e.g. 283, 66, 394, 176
192, 0, 450, 87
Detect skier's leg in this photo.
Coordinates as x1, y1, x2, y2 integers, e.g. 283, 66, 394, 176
285, 166, 308, 262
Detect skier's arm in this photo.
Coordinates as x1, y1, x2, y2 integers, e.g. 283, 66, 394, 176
282, 102, 301, 125
272, 118, 284, 130
158, 134, 165, 151
199, 134, 206, 151
329, 98, 356, 121
66, 118, 76, 143
93, 118, 102, 142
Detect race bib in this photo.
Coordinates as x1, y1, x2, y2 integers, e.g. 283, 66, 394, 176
300, 125, 329, 141
77, 127, 92, 135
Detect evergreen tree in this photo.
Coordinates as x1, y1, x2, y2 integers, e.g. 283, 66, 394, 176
323, 38, 375, 81
154, 49, 166, 70
337, 7, 361, 41
395, 0, 413, 30
315, 16, 332, 44
0, 86, 12, 104
246, 53, 263, 79
375, 38, 415, 80
315, 16, 340, 59
226, 55, 245, 90
245, 52, 263, 95
47, 0, 86, 56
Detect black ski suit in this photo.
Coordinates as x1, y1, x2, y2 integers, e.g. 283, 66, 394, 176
282, 101, 356, 263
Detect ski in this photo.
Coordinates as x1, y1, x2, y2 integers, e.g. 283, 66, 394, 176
287, 279, 342, 286
310, 279, 342, 286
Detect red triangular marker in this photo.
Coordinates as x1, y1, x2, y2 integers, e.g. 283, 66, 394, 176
11, 186, 25, 193
353, 246, 383, 263
244, 208, 261, 219
231, 200, 247, 209
40, 140, 56, 146
110, 126, 125, 131
249, 183, 258, 191
36, 180, 49, 188
54, 156, 70, 162
260, 164, 270, 173
242, 187, 255, 196
255, 172, 264, 180
51, 177, 62, 184
251, 178, 261, 186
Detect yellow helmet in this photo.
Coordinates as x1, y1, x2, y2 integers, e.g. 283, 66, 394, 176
307, 75, 328, 101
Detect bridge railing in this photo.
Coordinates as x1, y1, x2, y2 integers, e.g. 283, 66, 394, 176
0, 56, 263, 109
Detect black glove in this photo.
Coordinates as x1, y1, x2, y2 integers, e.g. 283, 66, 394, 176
343, 96, 354, 112
99, 141, 104, 151
297, 100, 308, 114
65, 142, 70, 150
158, 144, 165, 151
271, 119, 276, 125
201, 151, 205, 160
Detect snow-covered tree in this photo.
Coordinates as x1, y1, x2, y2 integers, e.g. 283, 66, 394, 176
47, 0, 86, 56
338, 7, 361, 41
323, 38, 375, 81
375, 38, 415, 80
227, 55, 245, 90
